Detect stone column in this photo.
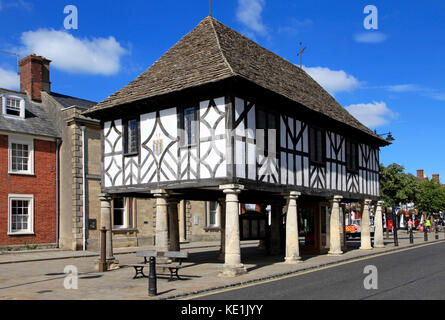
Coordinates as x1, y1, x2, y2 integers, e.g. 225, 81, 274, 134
152, 189, 169, 251
258, 203, 268, 249
179, 200, 186, 243
284, 191, 302, 263
360, 199, 373, 250
270, 201, 283, 255
219, 184, 246, 277
325, 205, 331, 249
98, 194, 119, 270
168, 199, 180, 252
328, 196, 343, 256
374, 201, 385, 248
218, 198, 226, 262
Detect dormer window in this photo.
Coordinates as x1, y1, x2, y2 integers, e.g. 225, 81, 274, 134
2, 95, 25, 119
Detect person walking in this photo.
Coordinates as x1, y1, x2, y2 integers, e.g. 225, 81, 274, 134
408, 218, 413, 234
426, 218, 431, 233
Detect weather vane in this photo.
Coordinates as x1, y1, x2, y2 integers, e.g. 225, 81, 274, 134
297, 42, 307, 69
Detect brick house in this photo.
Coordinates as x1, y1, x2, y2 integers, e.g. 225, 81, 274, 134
0, 55, 60, 248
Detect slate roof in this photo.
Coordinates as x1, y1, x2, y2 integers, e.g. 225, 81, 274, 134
0, 88, 60, 138
84, 16, 387, 144
49, 92, 97, 109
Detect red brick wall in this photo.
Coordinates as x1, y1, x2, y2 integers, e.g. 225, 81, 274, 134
0, 135, 57, 246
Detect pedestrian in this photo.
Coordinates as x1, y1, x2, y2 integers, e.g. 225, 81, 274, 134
426, 219, 431, 232
408, 219, 413, 234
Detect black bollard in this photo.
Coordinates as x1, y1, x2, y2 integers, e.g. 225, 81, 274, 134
424, 224, 428, 242
436, 226, 439, 240
99, 227, 107, 272
409, 227, 414, 244
148, 256, 157, 297
393, 214, 399, 247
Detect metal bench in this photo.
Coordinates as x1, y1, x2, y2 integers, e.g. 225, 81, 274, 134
128, 250, 189, 281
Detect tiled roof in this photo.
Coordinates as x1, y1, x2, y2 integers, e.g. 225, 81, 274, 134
84, 16, 387, 144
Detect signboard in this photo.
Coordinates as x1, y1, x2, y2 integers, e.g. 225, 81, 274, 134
88, 219, 97, 230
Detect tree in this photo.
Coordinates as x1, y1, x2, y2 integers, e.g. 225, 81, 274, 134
416, 179, 445, 218
379, 163, 420, 209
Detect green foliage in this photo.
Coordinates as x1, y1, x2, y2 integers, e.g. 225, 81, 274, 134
416, 179, 445, 215
379, 163, 419, 208
380, 163, 445, 215
24, 242, 38, 250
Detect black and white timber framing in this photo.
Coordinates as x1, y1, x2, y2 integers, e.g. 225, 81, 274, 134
102, 93, 381, 201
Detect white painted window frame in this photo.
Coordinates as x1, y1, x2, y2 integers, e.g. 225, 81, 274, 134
112, 197, 134, 230
8, 194, 34, 235
1, 95, 25, 119
8, 135, 34, 175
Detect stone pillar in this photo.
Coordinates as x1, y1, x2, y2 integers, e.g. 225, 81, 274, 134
284, 191, 301, 263
179, 200, 186, 243
374, 201, 385, 248
218, 198, 226, 262
98, 194, 119, 270
328, 196, 343, 256
360, 199, 373, 250
152, 189, 169, 251
270, 201, 283, 255
168, 199, 180, 252
219, 184, 246, 277
258, 203, 268, 249
325, 205, 331, 249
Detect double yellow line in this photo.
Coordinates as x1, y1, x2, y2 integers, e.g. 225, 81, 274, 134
181, 240, 445, 300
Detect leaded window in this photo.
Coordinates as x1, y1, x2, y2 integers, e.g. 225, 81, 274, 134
309, 127, 325, 165
124, 119, 139, 155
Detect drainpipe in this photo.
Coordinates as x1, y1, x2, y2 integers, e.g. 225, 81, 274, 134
56, 138, 61, 248
81, 125, 87, 251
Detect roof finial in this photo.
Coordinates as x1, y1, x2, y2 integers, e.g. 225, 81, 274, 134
297, 42, 307, 69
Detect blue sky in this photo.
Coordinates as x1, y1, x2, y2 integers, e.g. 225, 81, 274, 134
0, 0, 444, 179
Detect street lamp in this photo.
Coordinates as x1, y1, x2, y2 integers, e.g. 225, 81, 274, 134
375, 131, 395, 143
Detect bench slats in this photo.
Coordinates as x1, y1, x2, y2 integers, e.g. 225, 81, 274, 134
136, 250, 188, 259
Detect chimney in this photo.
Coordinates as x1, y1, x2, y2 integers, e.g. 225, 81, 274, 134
433, 174, 440, 183
417, 169, 424, 180
19, 54, 51, 101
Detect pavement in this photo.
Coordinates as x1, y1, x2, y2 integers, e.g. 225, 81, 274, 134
0, 231, 443, 300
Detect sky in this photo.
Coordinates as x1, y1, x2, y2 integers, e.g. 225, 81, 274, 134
0, 0, 444, 179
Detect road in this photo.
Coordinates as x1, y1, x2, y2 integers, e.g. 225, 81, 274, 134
195, 241, 445, 300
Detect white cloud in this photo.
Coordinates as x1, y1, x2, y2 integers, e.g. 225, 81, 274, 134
19, 29, 128, 76
278, 18, 313, 36
0, 68, 19, 90
354, 32, 387, 44
430, 93, 445, 101
385, 84, 423, 92
303, 66, 361, 94
345, 102, 398, 128
236, 0, 267, 36
0, 0, 33, 11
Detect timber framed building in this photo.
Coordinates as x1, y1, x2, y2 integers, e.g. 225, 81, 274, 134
84, 17, 390, 275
